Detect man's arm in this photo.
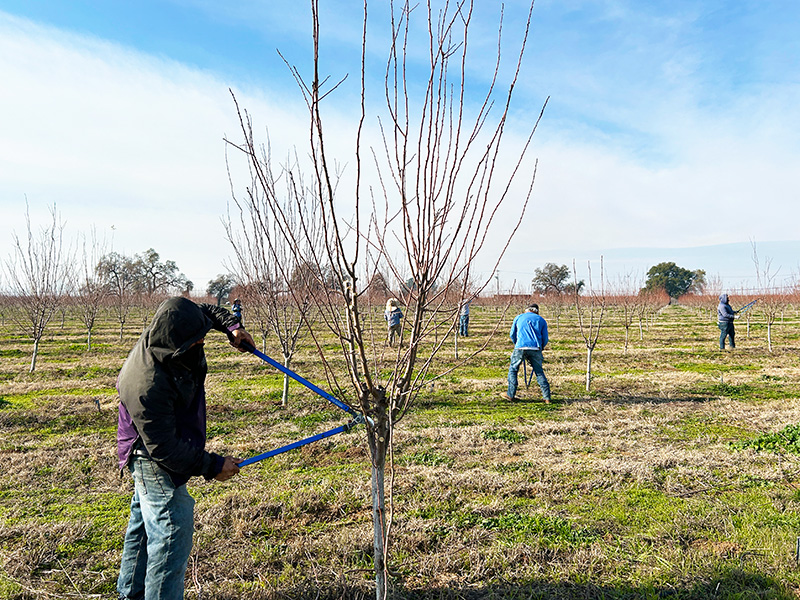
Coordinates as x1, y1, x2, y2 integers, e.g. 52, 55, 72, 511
198, 303, 255, 350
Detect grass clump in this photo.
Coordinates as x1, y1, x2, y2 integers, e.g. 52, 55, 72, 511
482, 428, 527, 444
731, 424, 800, 454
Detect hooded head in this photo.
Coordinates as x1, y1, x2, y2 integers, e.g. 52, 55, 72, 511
117, 296, 212, 416
719, 294, 729, 304
145, 297, 213, 365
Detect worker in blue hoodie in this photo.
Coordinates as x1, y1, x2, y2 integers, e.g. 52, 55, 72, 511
717, 293, 738, 350
504, 303, 551, 403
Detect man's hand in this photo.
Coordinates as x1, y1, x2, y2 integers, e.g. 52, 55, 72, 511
214, 456, 242, 482
230, 328, 256, 352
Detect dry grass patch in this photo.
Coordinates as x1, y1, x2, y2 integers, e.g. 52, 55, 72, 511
2, 305, 800, 598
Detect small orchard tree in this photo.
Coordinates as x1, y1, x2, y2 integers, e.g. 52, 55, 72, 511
574, 259, 605, 391
609, 272, 642, 353
77, 228, 109, 350
235, 281, 272, 353
636, 287, 668, 339
542, 289, 570, 332
3, 202, 74, 372
225, 155, 318, 407
751, 242, 786, 352
226, 1, 544, 596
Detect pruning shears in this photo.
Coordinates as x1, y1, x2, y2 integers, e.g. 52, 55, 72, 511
737, 299, 758, 315
237, 342, 368, 467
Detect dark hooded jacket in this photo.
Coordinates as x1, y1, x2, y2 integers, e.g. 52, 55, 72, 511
116, 297, 240, 486
717, 294, 736, 323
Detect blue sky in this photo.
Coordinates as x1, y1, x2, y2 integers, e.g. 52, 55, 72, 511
1, 0, 798, 293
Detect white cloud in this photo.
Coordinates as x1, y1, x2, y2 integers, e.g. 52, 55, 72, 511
1, 5, 798, 295
0, 12, 310, 290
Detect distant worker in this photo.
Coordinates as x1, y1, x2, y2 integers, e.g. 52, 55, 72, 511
116, 297, 255, 600
384, 298, 403, 347
459, 299, 471, 337
504, 303, 551, 403
717, 293, 738, 350
232, 298, 242, 326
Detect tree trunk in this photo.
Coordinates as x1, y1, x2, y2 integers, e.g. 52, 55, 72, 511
365, 388, 390, 600
371, 460, 387, 600
87, 328, 92, 351
282, 354, 291, 407
585, 346, 593, 392
767, 320, 773, 353
30, 337, 40, 373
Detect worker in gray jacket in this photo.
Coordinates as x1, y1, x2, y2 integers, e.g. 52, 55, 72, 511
717, 293, 738, 350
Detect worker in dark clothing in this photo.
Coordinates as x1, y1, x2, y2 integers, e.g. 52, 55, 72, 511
717, 293, 738, 350
116, 297, 254, 600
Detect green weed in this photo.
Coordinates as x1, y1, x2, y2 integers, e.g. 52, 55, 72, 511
482, 428, 527, 443
731, 424, 800, 454
399, 449, 454, 467
456, 510, 597, 547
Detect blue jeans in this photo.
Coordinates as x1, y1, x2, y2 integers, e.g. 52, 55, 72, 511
508, 349, 550, 400
117, 456, 195, 600
388, 324, 401, 346
459, 315, 469, 336
719, 321, 735, 349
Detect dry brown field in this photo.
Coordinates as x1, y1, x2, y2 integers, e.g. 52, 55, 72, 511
1, 300, 800, 599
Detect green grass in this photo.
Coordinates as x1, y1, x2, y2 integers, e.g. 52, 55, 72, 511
482, 428, 528, 443
731, 423, 800, 454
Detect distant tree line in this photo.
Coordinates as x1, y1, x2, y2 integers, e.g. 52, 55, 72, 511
532, 261, 707, 300
1, 204, 198, 370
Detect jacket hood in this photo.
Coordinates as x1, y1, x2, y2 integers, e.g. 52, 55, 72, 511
719, 294, 729, 304
146, 297, 213, 364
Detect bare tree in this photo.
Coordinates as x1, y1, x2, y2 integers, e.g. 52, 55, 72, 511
97, 252, 138, 342
225, 156, 318, 407
76, 228, 109, 350
635, 287, 668, 341
133, 248, 193, 297
3, 202, 74, 372
227, 1, 543, 597
609, 272, 641, 353
573, 259, 605, 391
751, 241, 785, 352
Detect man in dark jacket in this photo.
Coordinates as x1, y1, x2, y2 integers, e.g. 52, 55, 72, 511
717, 293, 738, 350
116, 297, 254, 600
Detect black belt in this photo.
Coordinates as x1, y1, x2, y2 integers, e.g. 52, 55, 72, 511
131, 441, 150, 458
